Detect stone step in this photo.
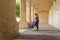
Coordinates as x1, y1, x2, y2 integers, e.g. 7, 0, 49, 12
13, 39, 42, 40
14, 34, 60, 40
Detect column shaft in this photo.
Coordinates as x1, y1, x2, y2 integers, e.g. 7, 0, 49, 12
19, 0, 28, 29
31, 4, 34, 21
20, 0, 26, 21
0, 0, 18, 40
26, 0, 31, 22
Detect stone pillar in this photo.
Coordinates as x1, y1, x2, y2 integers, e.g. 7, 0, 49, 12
26, 0, 31, 22
31, 4, 34, 21
34, 7, 36, 21
48, 1, 56, 25
33, 5, 35, 21
19, 0, 28, 29
48, 6, 53, 25
0, 0, 19, 40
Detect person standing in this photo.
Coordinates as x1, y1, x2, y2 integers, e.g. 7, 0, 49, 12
35, 13, 39, 30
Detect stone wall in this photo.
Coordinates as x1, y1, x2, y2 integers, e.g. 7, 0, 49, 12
0, 0, 19, 40
38, 12, 49, 24
48, 0, 60, 29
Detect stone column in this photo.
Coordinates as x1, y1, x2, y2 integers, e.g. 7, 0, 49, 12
34, 7, 36, 21
48, 1, 56, 25
0, 0, 19, 40
31, 4, 34, 21
26, 0, 31, 22
19, 0, 28, 29
33, 5, 35, 21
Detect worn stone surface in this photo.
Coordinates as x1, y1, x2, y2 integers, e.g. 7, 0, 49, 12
13, 29, 60, 40
0, 0, 19, 40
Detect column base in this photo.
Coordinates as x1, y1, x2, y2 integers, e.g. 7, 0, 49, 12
19, 20, 29, 29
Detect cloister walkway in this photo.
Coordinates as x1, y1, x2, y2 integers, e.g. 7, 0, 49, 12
13, 23, 60, 40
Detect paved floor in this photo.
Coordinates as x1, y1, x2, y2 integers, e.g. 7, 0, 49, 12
37, 23, 59, 30
13, 30, 60, 40
13, 23, 60, 40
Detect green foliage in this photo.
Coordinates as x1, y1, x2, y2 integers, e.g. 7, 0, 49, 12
16, 2, 20, 17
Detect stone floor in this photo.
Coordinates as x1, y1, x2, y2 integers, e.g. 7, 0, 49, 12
13, 23, 60, 40
13, 30, 60, 40
37, 23, 59, 30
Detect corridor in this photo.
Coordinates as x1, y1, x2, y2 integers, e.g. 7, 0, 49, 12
13, 23, 60, 40
0, 0, 60, 40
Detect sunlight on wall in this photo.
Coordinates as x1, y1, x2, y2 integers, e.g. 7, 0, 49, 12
48, 1, 60, 29
53, 10, 60, 29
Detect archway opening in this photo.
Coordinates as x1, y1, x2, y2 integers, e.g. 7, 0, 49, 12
16, 0, 20, 22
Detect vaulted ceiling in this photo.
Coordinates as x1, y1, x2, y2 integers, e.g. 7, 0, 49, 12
31, 0, 56, 12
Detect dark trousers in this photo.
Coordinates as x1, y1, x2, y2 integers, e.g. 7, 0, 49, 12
35, 21, 39, 30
